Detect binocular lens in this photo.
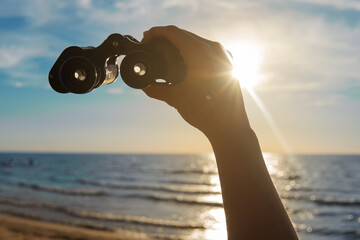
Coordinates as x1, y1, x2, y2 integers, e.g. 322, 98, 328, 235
120, 51, 156, 89
133, 63, 147, 76
60, 57, 99, 94
74, 68, 87, 81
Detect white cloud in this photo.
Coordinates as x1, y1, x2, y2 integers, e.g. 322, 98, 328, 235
77, 0, 91, 9
12, 82, 23, 88
258, 82, 321, 92
162, 0, 199, 10
107, 87, 124, 95
3, 62, 47, 88
188, 3, 360, 96
0, 47, 42, 68
290, 0, 360, 11
0, 28, 69, 87
21, 0, 67, 26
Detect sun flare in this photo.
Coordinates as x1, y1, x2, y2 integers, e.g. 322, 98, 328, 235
226, 42, 264, 90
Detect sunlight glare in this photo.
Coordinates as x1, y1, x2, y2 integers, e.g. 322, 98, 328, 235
226, 42, 264, 90
203, 208, 227, 240
247, 89, 292, 154
262, 152, 280, 175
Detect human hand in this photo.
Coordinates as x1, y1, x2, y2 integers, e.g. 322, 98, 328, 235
142, 26, 250, 137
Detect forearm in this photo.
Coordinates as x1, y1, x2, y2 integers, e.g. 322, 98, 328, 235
141, 25, 298, 240
206, 125, 298, 240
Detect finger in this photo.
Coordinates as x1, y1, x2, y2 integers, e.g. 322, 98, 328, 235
179, 29, 230, 66
141, 30, 152, 43
183, 30, 214, 46
142, 84, 171, 102
142, 25, 203, 54
142, 84, 180, 108
226, 50, 233, 59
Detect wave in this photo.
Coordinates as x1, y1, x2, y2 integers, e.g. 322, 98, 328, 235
77, 179, 220, 195
158, 179, 216, 186
272, 173, 301, 180
295, 224, 359, 238
284, 186, 360, 195
17, 182, 105, 196
0, 208, 112, 231
147, 233, 186, 240
0, 170, 12, 176
166, 169, 218, 175
282, 186, 314, 192
290, 208, 359, 221
117, 176, 138, 182
48, 176, 58, 182
0, 197, 204, 229
113, 175, 216, 186
311, 197, 360, 207
124, 193, 223, 207
68, 210, 204, 229
281, 193, 360, 207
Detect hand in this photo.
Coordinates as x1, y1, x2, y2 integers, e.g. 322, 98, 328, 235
141, 26, 250, 136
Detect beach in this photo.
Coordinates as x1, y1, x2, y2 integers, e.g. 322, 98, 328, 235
0, 214, 152, 240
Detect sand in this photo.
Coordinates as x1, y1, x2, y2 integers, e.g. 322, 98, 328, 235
0, 214, 153, 240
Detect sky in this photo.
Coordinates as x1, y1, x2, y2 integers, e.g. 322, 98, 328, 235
0, 0, 359, 154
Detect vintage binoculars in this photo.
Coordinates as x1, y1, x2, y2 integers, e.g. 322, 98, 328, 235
49, 33, 187, 94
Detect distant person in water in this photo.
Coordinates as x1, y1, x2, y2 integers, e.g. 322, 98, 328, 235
141, 26, 299, 240
28, 158, 34, 167
8, 158, 14, 168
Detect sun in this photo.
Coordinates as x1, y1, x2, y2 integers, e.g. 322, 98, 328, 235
226, 42, 264, 90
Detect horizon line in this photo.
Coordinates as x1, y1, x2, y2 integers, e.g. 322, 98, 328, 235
0, 150, 359, 156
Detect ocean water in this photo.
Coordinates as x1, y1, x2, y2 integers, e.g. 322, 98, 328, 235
0, 153, 358, 240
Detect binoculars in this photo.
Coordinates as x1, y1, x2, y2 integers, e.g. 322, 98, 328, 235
49, 33, 187, 94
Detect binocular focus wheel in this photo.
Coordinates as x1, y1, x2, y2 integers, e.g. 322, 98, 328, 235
60, 57, 100, 94
120, 51, 157, 89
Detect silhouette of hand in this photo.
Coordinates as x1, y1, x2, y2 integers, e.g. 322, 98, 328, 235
142, 26, 249, 136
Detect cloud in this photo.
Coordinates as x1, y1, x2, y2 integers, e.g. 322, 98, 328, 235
12, 82, 23, 88
0, 31, 68, 88
258, 82, 321, 92
18, 0, 67, 26
0, 47, 42, 68
107, 87, 124, 95
0, 0, 358, 154
1, 0, 359, 99
179, 1, 360, 98
77, 0, 92, 9
290, 0, 360, 11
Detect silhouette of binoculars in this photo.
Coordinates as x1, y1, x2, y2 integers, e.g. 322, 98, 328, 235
49, 33, 187, 94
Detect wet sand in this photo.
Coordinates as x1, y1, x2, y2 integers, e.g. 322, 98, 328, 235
0, 214, 153, 240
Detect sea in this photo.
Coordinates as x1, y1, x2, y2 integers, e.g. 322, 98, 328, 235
0, 153, 358, 240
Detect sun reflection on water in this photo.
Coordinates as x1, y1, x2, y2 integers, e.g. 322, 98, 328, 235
203, 208, 228, 240
187, 153, 227, 239
194, 153, 287, 239
263, 152, 281, 175
191, 206, 227, 240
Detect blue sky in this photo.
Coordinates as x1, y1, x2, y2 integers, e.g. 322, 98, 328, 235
0, 0, 359, 154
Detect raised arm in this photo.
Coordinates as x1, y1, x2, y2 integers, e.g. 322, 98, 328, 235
141, 25, 298, 240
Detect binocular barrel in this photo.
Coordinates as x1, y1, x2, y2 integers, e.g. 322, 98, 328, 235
49, 34, 187, 94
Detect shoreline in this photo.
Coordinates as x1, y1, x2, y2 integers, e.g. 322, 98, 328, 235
0, 213, 153, 240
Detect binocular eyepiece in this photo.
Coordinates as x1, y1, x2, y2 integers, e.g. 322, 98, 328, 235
49, 34, 187, 94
